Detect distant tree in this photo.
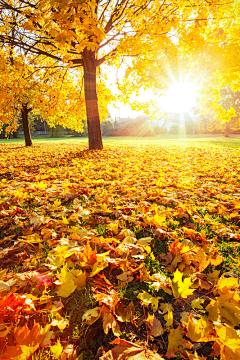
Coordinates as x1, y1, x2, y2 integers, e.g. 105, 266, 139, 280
101, 120, 114, 135
47, 124, 65, 138
154, 125, 168, 135
169, 124, 190, 135
219, 87, 240, 137
107, 117, 153, 137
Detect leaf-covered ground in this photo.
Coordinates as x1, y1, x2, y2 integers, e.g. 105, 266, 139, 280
0, 142, 240, 360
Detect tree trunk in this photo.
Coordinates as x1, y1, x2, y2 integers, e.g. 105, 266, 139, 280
82, 49, 103, 150
21, 104, 32, 146
225, 122, 230, 137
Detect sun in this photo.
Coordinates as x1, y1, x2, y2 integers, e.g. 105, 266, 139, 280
161, 81, 197, 113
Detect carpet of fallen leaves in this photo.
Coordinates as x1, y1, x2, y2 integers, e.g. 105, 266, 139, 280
0, 142, 240, 360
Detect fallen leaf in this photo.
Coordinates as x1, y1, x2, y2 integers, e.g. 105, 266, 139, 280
166, 326, 192, 358
146, 314, 164, 337
137, 291, 161, 312
164, 309, 173, 327
52, 313, 69, 331
186, 315, 215, 342
191, 298, 205, 310
82, 307, 101, 325
61, 344, 77, 360
172, 269, 194, 299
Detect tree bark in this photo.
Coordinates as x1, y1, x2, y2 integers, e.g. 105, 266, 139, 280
225, 122, 230, 137
21, 104, 32, 146
82, 49, 103, 150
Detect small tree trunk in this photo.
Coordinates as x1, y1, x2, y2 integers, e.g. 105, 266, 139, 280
21, 104, 32, 146
225, 122, 230, 137
82, 48, 103, 150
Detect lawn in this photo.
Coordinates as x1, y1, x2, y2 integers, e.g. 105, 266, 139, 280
1, 133, 240, 149
0, 138, 240, 360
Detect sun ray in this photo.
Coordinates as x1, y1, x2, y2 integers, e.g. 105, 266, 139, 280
161, 81, 198, 113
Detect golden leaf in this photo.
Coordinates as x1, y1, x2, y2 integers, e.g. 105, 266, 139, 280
166, 326, 192, 359
172, 269, 194, 299
51, 339, 63, 357
137, 291, 162, 312
164, 309, 173, 327
82, 307, 100, 325
52, 313, 69, 331
191, 298, 205, 310
187, 315, 215, 342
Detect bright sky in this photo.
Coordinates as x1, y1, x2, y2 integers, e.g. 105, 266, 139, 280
161, 81, 198, 113
107, 77, 198, 119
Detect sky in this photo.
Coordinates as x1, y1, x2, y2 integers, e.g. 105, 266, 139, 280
106, 68, 198, 119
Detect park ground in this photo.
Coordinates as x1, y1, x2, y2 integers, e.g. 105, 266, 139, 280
0, 135, 240, 360
1, 133, 240, 149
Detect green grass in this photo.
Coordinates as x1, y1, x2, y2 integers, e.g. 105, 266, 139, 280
1, 134, 240, 149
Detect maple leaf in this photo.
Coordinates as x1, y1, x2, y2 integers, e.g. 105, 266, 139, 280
137, 291, 162, 312
14, 322, 50, 347
166, 326, 192, 359
0, 323, 13, 338
107, 222, 119, 235
61, 344, 77, 360
206, 292, 240, 327
51, 313, 69, 331
0, 280, 10, 292
115, 301, 135, 322
151, 273, 172, 295
214, 322, 240, 360
186, 315, 215, 342
172, 269, 194, 299
187, 352, 207, 360
159, 303, 173, 327
102, 306, 121, 336
51, 339, 63, 357
117, 271, 134, 284
56, 264, 86, 297
164, 309, 173, 328
79, 242, 97, 268
0, 345, 23, 360
30, 214, 45, 227
82, 307, 101, 325
0, 294, 33, 322
10, 322, 52, 359
146, 314, 164, 337
52, 198, 62, 210
191, 298, 205, 310
100, 338, 165, 359
89, 258, 109, 277
216, 276, 239, 294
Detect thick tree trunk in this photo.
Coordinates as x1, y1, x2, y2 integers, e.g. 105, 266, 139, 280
225, 122, 230, 137
21, 104, 32, 146
82, 49, 103, 150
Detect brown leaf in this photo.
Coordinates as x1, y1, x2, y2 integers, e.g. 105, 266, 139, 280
115, 301, 135, 322
102, 306, 121, 336
146, 314, 164, 337
100, 339, 164, 359
61, 344, 77, 360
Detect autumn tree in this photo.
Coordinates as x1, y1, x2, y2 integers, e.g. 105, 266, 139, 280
172, 0, 240, 134
0, 0, 232, 149
0, 34, 113, 145
0, 50, 78, 145
219, 87, 240, 136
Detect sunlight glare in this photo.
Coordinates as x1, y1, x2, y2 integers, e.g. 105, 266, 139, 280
161, 81, 197, 113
